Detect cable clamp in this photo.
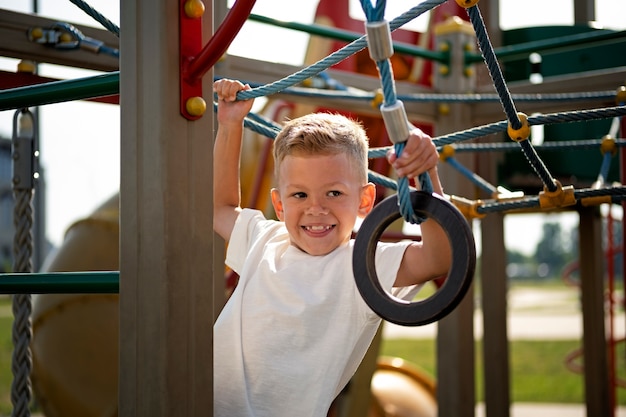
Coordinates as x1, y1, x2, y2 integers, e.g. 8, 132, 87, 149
365, 20, 393, 62
381, 101, 410, 144
581, 195, 612, 207
449, 195, 486, 219
539, 181, 576, 209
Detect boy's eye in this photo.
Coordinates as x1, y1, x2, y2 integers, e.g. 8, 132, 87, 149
292, 192, 307, 199
327, 190, 342, 197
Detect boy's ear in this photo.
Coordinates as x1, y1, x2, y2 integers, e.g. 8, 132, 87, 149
358, 183, 376, 217
271, 188, 285, 220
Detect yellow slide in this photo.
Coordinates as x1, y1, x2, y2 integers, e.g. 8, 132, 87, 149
32, 194, 119, 417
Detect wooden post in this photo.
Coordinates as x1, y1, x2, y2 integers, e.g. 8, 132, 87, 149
118, 0, 215, 415
479, 211, 510, 417
579, 206, 611, 417
433, 17, 477, 417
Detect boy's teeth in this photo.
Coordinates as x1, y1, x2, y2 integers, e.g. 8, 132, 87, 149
307, 225, 330, 231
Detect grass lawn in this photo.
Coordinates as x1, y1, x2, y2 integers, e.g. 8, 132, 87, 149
381, 337, 626, 405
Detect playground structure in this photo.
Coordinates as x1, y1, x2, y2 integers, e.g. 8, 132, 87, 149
1, 0, 626, 417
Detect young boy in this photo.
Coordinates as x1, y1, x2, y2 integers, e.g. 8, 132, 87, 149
213, 78, 451, 417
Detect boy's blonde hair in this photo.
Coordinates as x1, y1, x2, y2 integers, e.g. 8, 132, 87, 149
273, 113, 369, 183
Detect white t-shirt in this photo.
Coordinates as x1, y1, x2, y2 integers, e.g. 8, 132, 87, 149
214, 209, 418, 417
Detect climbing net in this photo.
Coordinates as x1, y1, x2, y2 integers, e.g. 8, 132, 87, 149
37, 0, 626, 221
222, 0, 626, 223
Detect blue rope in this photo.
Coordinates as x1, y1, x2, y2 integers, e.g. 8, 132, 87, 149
236, 0, 448, 101
446, 157, 497, 195
358, 0, 436, 224
597, 152, 613, 185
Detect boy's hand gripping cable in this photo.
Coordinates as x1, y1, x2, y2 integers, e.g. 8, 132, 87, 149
352, 1, 476, 326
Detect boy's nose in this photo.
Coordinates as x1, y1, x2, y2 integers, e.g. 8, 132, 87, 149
305, 199, 328, 215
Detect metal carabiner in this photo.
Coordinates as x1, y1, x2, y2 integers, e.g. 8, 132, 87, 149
12, 108, 38, 191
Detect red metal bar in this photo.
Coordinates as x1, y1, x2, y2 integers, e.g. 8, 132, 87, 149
186, 0, 257, 82
179, 0, 204, 120
619, 111, 626, 376
607, 210, 616, 417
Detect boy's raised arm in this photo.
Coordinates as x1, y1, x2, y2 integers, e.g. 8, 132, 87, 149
213, 79, 255, 241
387, 128, 452, 287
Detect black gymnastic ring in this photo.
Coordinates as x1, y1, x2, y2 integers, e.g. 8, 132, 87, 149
353, 191, 476, 326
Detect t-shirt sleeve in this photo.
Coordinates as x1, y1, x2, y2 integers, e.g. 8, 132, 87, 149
374, 241, 423, 302
225, 208, 268, 274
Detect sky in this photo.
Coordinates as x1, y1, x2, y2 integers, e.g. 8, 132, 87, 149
0, 0, 624, 256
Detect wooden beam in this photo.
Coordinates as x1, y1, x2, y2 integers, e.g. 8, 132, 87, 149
0, 8, 119, 72
473, 67, 626, 125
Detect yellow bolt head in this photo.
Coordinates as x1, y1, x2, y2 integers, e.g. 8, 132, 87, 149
438, 103, 450, 115
456, 0, 480, 8
600, 135, 617, 156
17, 60, 36, 74
59, 32, 73, 43
439, 144, 455, 161
184, 0, 205, 19
186, 96, 207, 117
30, 27, 44, 40
616, 85, 626, 105
370, 89, 384, 109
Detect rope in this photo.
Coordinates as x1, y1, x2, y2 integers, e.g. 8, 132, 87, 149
451, 138, 626, 153
68, 0, 120, 37
446, 157, 497, 195
225, 77, 618, 104
210, 0, 626, 219
236, 0, 448, 101
519, 139, 558, 192
433, 106, 626, 146
466, 5, 521, 130
597, 152, 613, 186
10, 109, 36, 417
358, 0, 438, 224
11, 191, 33, 417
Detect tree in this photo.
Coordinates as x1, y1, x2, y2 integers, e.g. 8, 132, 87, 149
534, 221, 574, 278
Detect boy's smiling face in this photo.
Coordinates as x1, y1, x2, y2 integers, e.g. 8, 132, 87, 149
271, 152, 375, 256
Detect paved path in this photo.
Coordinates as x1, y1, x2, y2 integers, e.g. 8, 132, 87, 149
477, 402, 626, 417
383, 286, 625, 340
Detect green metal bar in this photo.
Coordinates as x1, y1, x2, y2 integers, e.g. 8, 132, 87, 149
248, 13, 449, 64
0, 271, 119, 294
0, 71, 120, 111
466, 29, 626, 63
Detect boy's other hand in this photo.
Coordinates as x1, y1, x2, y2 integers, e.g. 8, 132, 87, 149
386, 128, 439, 180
